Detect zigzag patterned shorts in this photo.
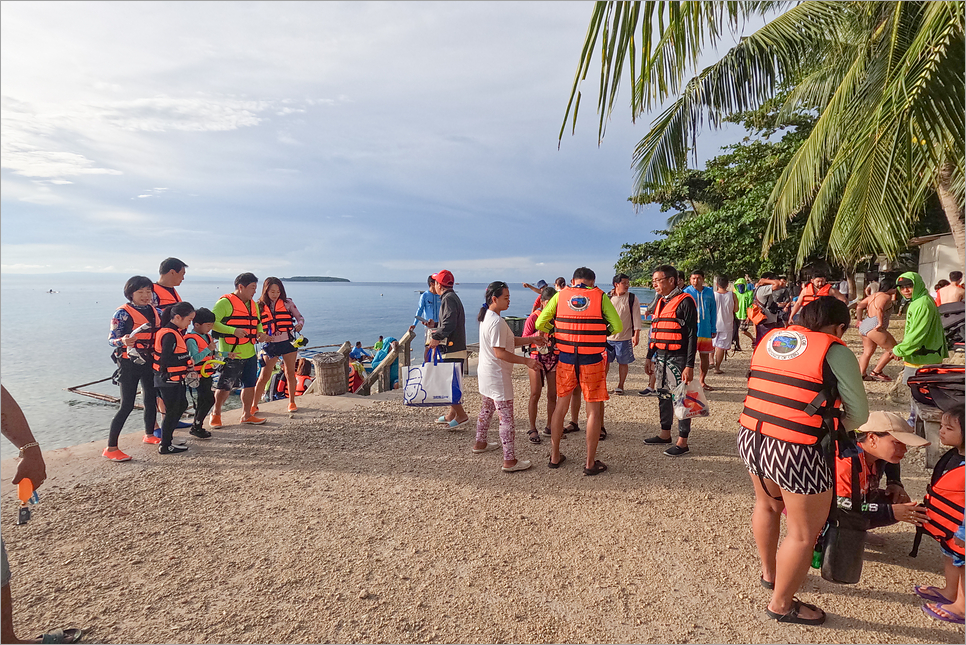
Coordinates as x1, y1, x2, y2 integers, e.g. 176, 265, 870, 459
737, 425, 832, 495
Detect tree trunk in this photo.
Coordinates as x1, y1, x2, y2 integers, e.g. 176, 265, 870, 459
937, 161, 965, 263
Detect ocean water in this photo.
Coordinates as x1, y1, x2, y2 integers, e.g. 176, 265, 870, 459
0, 274, 652, 452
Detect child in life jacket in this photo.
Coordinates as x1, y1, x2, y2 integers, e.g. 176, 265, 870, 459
915, 404, 965, 625
185, 308, 217, 439
153, 302, 196, 455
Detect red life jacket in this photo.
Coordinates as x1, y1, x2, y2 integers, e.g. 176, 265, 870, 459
553, 286, 608, 356
739, 326, 845, 445
260, 298, 294, 335
153, 283, 182, 310
153, 327, 193, 383
799, 282, 832, 308
918, 450, 965, 558
348, 363, 365, 393
218, 293, 259, 346
648, 292, 693, 352
117, 304, 160, 360
184, 331, 213, 374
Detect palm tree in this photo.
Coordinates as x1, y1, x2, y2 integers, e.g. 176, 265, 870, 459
561, 1, 965, 265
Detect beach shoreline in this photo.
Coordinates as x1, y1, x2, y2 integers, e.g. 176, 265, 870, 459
1, 331, 961, 644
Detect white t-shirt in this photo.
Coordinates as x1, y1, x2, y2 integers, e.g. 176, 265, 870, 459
714, 291, 735, 334
478, 309, 515, 401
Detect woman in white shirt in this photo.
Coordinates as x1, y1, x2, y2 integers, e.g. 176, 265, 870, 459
475, 281, 546, 472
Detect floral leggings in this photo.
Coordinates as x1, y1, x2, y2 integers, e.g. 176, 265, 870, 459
477, 396, 516, 461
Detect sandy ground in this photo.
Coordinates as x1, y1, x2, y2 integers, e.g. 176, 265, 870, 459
1, 327, 963, 644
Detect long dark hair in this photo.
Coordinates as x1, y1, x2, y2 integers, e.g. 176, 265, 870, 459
161, 301, 194, 326
478, 281, 508, 322
258, 277, 288, 310
799, 296, 850, 331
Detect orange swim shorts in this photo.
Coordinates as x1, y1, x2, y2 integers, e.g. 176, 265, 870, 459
556, 359, 609, 403
697, 337, 713, 354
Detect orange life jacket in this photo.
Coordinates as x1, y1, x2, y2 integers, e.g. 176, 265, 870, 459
648, 292, 693, 352
553, 286, 608, 355
260, 298, 294, 335
153, 327, 194, 383
834, 445, 880, 503
919, 450, 965, 558
348, 363, 365, 393
218, 293, 259, 346
184, 331, 213, 374
275, 373, 314, 397
117, 304, 160, 360
799, 282, 832, 308
153, 283, 182, 310
739, 325, 845, 445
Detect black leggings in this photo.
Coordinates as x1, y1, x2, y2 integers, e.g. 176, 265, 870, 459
108, 358, 158, 448
158, 383, 188, 449
191, 377, 214, 427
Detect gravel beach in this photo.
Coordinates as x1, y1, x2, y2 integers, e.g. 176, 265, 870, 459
1, 327, 962, 644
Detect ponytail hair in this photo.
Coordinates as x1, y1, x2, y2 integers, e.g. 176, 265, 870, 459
161, 301, 194, 326
478, 281, 508, 322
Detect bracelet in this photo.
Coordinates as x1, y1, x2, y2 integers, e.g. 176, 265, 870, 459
18, 441, 40, 458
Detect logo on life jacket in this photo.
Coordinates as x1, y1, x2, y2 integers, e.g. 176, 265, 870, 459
766, 330, 808, 361
567, 295, 590, 312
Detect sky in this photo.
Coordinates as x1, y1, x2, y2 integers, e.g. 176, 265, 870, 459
1, 1, 751, 283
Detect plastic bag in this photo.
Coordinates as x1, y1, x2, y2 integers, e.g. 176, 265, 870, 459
402, 349, 463, 407
672, 380, 710, 420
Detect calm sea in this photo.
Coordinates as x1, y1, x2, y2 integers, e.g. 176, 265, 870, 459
0, 274, 653, 452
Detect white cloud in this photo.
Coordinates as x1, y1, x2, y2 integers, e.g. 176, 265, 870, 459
1, 140, 122, 178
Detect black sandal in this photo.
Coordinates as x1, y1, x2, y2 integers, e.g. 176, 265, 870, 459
541, 426, 552, 436
764, 598, 826, 625
760, 577, 774, 590
583, 460, 608, 476
599, 426, 607, 441
564, 421, 580, 434
548, 454, 566, 469
527, 429, 542, 444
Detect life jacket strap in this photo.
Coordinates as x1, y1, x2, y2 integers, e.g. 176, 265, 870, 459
748, 369, 825, 393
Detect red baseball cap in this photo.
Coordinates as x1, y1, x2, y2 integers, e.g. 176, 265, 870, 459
431, 270, 455, 287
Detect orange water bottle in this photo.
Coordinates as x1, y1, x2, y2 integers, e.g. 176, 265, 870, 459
16, 479, 34, 525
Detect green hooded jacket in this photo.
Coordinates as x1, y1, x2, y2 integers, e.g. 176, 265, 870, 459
892, 271, 948, 365
734, 278, 755, 320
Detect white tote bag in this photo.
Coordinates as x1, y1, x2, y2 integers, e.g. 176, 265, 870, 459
672, 380, 710, 420
403, 349, 463, 407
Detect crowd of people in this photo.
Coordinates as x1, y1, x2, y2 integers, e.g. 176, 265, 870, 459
414, 263, 963, 627
3, 259, 961, 640
105, 258, 307, 460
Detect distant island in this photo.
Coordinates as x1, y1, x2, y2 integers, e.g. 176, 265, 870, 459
282, 276, 350, 283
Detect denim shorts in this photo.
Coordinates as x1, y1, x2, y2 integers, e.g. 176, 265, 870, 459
263, 341, 297, 358
606, 339, 635, 365
215, 355, 259, 391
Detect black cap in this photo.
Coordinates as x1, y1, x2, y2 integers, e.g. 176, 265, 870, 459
896, 277, 914, 288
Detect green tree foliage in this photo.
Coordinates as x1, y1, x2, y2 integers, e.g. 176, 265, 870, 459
564, 1, 965, 265
617, 106, 827, 284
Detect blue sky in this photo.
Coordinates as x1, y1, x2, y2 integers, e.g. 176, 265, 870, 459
1, 1, 750, 283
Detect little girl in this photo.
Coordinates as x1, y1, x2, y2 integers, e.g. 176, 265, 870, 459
474, 281, 546, 472
916, 404, 965, 624
153, 302, 196, 455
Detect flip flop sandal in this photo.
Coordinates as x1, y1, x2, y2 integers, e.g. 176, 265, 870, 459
614, 388, 624, 395
548, 454, 566, 469
915, 586, 954, 604
541, 426, 552, 436
527, 429, 542, 444
583, 460, 608, 476
870, 371, 893, 382
862, 374, 876, 382
435, 415, 450, 424
40, 628, 84, 644
563, 421, 580, 434
922, 603, 965, 625
599, 426, 607, 441
702, 384, 715, 392
764, 598, 826, 625
447, 418, 470, 429
760, 577, 775, 590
